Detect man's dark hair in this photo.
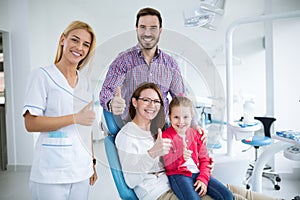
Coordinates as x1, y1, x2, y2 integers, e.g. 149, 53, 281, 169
135, 7, 162, 28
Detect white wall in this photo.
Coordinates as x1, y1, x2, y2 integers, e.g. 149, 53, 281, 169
274, 17, 300, 130
0, 0, 299, 165
0, 0, 9, 31
0, 0, 34, 166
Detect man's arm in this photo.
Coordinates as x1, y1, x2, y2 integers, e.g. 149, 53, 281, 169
99, 57, 125, 111
169, 58, 185, 98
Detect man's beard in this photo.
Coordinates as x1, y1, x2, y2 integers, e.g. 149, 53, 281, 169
138, 36, 160, 50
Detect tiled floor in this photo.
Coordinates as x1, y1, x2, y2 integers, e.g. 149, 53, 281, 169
0, 139, 299, 200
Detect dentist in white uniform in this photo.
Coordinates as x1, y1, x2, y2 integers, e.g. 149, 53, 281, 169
23, 21, 98, 200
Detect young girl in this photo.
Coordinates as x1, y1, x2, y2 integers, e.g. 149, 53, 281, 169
162, 96, 233, 200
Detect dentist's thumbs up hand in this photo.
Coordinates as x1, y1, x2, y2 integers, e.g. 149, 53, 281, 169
148, 129, 172, 158
74, 101, 96, 126
111, 86, 126, 115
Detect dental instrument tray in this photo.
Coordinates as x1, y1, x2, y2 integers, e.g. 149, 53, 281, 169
275, 131, 300, 161
237, 121, 259, 128
228, 121, 261, 140
275, 130, 300, 143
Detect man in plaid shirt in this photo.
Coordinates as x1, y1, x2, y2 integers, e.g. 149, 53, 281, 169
100, 7, 185, 121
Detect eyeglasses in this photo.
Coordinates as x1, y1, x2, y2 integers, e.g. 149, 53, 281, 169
138, 97, 161, 105
137, 25, 159, 33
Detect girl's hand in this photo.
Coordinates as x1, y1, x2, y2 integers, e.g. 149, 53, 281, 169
194, 180, 207, 197
183, 148, 193, 161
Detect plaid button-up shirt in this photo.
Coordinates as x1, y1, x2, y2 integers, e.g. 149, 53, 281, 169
100, 44, 185, 120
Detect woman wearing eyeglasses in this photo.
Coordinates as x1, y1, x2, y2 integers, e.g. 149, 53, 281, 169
116, 82, 213, 200
115, 82, 285, 200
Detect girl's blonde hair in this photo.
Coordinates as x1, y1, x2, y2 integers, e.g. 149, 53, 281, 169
169, 96, 194, 116
54, 20, 96, 70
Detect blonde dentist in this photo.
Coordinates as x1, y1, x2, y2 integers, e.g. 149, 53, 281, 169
23, 21, 97, 200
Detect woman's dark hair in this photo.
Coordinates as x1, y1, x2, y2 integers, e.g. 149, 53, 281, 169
135, 7, 162, 28
127, 82, 165, 139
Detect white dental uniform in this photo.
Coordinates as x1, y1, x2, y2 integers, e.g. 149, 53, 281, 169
23, 64, 94, 184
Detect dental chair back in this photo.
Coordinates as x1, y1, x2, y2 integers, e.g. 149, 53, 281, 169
103, 109, 138, 200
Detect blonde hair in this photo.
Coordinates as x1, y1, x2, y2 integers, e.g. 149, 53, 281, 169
54, 20, 96, 70
169, 96, 194, 116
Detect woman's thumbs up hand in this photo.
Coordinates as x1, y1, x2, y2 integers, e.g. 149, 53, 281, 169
148, 128, 172, 158
74, 101, 96, 126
